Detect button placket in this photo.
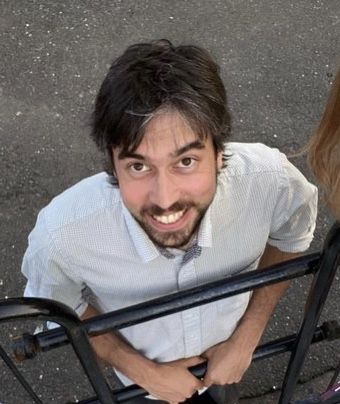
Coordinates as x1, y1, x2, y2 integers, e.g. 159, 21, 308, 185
178, 259, 202, 356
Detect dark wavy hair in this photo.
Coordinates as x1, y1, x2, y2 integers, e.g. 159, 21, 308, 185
90, 39, 231, 183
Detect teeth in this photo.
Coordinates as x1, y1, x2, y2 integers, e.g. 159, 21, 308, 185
153, 210, 184, 224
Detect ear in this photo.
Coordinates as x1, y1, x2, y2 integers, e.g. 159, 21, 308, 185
217, 152, 223, 171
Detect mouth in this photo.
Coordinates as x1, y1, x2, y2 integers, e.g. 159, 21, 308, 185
147, 208, 191, 231
152, 210, 185, 224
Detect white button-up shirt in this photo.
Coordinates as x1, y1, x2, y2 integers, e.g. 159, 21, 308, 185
22, 142, 317, 385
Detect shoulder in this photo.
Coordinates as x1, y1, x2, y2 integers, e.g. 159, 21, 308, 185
24, 172, 134, 270
220, 142, 316, 195
38, 172, 121, 233
222, 142, 285, 177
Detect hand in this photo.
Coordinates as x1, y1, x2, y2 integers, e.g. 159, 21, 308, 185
202, 338, 253, 387
140, 356, 205, 403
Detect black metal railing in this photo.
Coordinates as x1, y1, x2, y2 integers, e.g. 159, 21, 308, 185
0, 222, 339, 403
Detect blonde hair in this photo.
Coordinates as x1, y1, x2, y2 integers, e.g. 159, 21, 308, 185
308, 70, 340, 218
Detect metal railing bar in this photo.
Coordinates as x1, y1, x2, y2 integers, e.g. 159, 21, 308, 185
14, 252, 320, 358
327, 361, 340, 389
71, 323, 332, 404
1, 220, 338, 404
279, 222, 340, 404
0, 343, 43, 404
0, 299, 117, 404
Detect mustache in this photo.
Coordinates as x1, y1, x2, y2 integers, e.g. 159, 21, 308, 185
141, 201, 194, 216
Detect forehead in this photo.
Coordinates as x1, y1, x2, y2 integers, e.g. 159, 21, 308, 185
137, 110, 204, 154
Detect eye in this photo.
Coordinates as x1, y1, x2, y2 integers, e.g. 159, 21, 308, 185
129, 162, 150, 173
178, 157, 196, 168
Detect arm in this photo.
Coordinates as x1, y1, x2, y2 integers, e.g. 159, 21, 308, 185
82, 305, 204, 403
202, 244, 298, 386
202, 152, 317, 386
22, 215, 203, 403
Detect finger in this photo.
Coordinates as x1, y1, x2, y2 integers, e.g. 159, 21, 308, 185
203, 375, 213, 388
200, 348, 211, 360
192, 377, 205, 391
169, 355, 204, 368
182, 355, 206, 367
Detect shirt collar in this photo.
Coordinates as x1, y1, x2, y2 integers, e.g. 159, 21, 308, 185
196, 202, 212, 248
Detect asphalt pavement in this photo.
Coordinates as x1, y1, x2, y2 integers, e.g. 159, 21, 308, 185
0, 1, 339, 403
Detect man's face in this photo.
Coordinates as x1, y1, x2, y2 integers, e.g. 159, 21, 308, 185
113, 110, 222, 249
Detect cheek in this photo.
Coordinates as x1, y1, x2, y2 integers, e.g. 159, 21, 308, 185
120, 182, 149, 209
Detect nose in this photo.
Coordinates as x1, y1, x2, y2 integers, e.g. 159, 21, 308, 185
149, 171, 180, 210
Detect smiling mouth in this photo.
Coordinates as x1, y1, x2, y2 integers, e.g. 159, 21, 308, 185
152, 210, 185, 224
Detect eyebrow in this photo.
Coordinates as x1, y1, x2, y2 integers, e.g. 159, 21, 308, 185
119, 151, 145, 160
118, 140, 205, 160
172, 140, 205, 157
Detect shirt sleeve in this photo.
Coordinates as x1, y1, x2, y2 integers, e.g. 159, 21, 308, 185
268, 153, 318, 253
21, 210, 88, 317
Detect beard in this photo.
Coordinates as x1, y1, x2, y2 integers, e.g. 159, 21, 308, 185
133, 200, 210, 249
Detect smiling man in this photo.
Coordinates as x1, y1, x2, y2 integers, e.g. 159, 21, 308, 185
113, 110, 220, 250
22, 40, 317, 404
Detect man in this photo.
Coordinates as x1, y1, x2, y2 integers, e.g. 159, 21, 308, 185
22, 39, 317, 404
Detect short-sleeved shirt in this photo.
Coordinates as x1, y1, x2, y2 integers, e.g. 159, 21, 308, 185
22, 142, 317, 385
